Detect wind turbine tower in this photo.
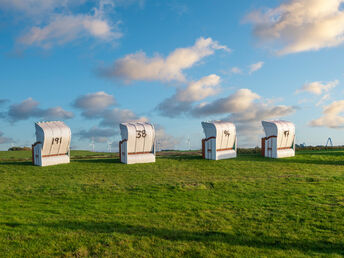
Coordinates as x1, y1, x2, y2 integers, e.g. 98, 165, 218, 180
89, 138, 95, 152
186, 136, 191, 151
107, 141, 112, 153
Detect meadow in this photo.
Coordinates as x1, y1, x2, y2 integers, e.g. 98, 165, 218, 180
0, 149, 343, 257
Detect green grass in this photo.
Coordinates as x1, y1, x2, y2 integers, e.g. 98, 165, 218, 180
0, 150, 114, 161
0, 150, 344, 257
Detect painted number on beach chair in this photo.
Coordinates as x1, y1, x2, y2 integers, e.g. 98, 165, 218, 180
136, 130, 147, 138
51, 137, 62, 145
224, 130, 230, 137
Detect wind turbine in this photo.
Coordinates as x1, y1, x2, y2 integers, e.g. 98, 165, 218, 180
107, 140, 112, 153
186, 136, 191, 151
155, 138, 160, 152
89, 137, 95, 152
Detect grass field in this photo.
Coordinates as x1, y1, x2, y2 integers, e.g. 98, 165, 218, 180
0, 150, 344, 257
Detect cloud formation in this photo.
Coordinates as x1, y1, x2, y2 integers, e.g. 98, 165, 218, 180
100, 108, 147, 127
158, 86, 294, 145
157, 74, 221, 117
176, 74, 221, 102
0, 0, 125, 48
18, 14, 121, 48
77, 126, 116, 143
296, 80, 339, 95
0, 99, 8, 106
73, 91, 147, 127
191, 89, 260, 117
7, 98, 74, 122
230, 67, 243, 74
73, 91, 116, 117
0, 0, 81, 15
74, 93, 149, 144
98, 37, 230, 82
155, 126, 182, 150
157, 85, 295, 146
249, 61, 264, 74
316, 93, 331, 106
196, 90, 295, 146
245, 0, 344, 55
0, 131, 12, 144
309, 100, 344, 128
228, 104, 295, 145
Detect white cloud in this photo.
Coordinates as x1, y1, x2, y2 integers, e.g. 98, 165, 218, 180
175, 74, 220, 102
42, 107, 74, 120
296, 80, 339, 95
229, 103, 295, 146
155, 126, 182, 150
18, 14, 121, 48
0, 0, 127, 48
245, 0, 344, 55
310, 100, 344, 128
0, 131, 12, 144
100, 108, 147, 127
74, 91, 116, 117
77, 126, 116, 143
183, 88, 295, 146
191, 89, 260, 117
157, 74, 221, 117
249, 61, 264, 74
72, 91, 147, 128
7, 97, 74, 122
0, 0, 81, 15
158, 86, 294, 146
230, 67, 243, 74
72, 92, 180, 149
316, 93, 331, 106
99, 37, 230, 82
8, 98, 39, 120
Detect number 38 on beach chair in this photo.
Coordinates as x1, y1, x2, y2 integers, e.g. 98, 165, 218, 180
119, 122, 156, 164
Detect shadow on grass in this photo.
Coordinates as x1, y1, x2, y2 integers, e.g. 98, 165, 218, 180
158, 155, 203, 161
236, 153, 344, 166
0, 159, 121, 165
74, 153, 203, 162
2, 222, 21, 227
22, 220, 342, 255
2, 152, 344, 167
158, 153, 329, 166
74, 158, 121, 164
0, 161, 32, 166
276, 159, 344, 166
296, 150, 344, 156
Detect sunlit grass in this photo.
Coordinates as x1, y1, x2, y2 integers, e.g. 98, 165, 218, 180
0, 150, 343, 257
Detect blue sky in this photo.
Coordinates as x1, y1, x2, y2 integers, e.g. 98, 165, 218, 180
1, 0, 344, 151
